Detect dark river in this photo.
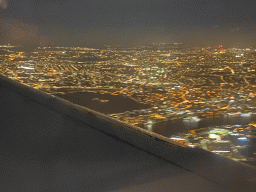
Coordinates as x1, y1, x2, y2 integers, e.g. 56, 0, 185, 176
54, 91, 151, 114
54, 91, 256, 167
152, 115, 256, 137
54, 91, 256, 137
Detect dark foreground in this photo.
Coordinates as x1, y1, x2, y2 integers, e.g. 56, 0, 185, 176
1, 76, 256, 192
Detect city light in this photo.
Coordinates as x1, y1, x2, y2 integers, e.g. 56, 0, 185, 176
1, 43, 256, 165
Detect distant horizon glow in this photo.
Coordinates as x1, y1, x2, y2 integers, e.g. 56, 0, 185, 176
0, 0, 256, 48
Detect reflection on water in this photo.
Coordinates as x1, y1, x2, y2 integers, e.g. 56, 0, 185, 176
145, 124, 153, 132
55, 91, 256, 140
55, 91, 256, 167
152, 115, 256, 138
183, 120, 199, 129
145, 120, 153, 132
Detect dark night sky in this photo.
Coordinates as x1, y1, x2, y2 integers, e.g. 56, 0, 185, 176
1, 0, 256, 48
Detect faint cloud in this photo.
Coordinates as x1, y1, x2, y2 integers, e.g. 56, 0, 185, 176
231, 28, 240, 32
0, 18, 51, 47
0, 0, 7, 9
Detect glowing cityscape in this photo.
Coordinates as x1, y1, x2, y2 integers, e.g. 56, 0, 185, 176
1, 43, 256, 165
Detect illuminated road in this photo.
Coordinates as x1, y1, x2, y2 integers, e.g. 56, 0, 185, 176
226, 66, 235, 74
244, 77, 250, 86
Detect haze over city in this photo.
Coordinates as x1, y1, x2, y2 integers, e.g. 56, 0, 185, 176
1, 0, 256, 48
